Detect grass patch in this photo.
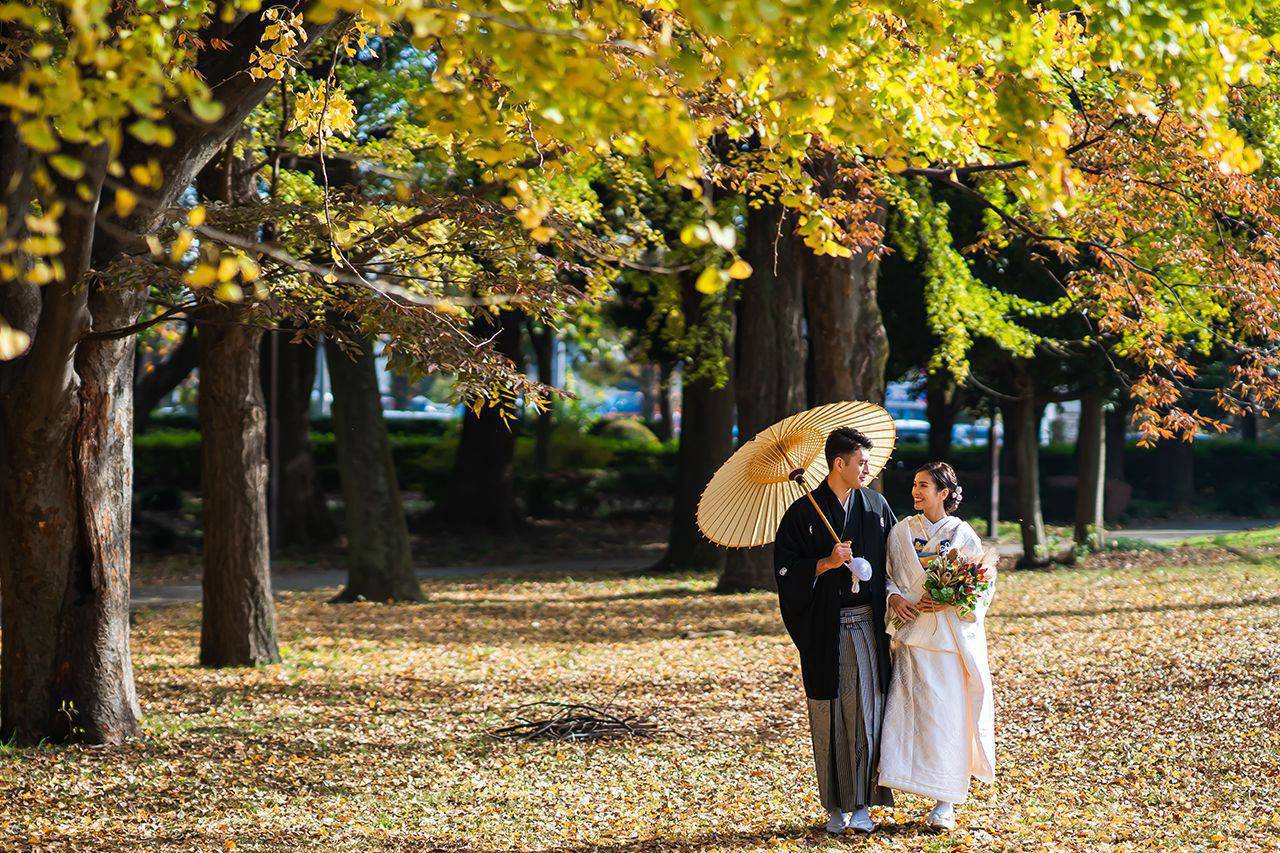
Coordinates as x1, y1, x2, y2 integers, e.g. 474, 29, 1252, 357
1178, 522, 1280, 549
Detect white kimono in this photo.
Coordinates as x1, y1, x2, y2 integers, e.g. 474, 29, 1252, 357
879, 514, 996, 804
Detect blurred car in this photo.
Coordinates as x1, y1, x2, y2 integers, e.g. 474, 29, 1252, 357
894, 417, 931, 443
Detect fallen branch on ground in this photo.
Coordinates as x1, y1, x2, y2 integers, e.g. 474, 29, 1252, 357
488, 702, 658, 742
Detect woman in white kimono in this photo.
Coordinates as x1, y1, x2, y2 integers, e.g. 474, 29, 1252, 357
880, 462, 996, 832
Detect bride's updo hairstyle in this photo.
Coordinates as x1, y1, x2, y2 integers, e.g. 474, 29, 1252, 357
917, 461, 963, 513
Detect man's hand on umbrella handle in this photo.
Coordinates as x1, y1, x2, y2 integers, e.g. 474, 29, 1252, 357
817, 541, 853, 576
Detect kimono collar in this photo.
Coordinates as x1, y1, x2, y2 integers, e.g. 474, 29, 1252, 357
924, 513, 953, 536
815, 479, 859, 512
814, 480, 864, 535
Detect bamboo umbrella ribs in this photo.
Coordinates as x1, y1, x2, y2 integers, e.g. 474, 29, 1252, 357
696, 401, 896, 550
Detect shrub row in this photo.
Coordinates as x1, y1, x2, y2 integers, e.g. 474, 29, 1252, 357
135, 427, 1280, 520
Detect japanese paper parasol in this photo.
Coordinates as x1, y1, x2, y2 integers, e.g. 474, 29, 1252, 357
696, 400, 896, 549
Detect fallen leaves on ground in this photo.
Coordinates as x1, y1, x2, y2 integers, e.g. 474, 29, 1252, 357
3, 558, 1279, 850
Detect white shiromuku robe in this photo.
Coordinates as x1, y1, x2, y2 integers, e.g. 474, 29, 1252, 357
879, 514, 996, 804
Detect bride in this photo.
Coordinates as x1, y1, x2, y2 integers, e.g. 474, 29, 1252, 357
880, 462, 996, 832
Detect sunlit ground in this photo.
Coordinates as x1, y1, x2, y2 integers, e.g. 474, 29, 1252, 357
3, 554, 1279, 850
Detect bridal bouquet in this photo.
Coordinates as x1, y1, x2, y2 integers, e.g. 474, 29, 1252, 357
923, 548, 995, 619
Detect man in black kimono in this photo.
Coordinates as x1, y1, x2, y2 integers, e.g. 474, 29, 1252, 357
774, 426, 897, 834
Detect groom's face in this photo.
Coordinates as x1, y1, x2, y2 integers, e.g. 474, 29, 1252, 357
833, 447, 872, 489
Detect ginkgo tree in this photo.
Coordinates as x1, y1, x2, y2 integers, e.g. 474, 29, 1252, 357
1, 0, 1277, 746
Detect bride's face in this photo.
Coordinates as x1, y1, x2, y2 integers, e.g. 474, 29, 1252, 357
911, 473, 948, 515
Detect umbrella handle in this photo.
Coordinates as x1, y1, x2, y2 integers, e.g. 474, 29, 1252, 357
804, 491, 843, 546
782, 454, 843, 547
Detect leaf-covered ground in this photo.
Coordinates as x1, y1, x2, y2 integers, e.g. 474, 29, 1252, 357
4, 556, 1279, 850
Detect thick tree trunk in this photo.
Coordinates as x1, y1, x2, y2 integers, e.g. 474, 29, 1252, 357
0, 288, 146, 745
1074, 391, 1106, 550
798, 158, 888, 407
801, 206, 889, 407
662, 280, 735, 573
719, 204, 805, 593
134, 324, 198, 432
260, 329, 335, 549
197, 306, 280, 666
926, 370, 959, 461
1005, 367, 1049, 567
0, 8, 346, 744
324, 334, 422, 602
445, 310, 524, 532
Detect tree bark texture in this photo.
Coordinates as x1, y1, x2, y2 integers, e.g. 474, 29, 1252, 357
324, 334, 421, 602
260, 329, 335, 549
0, 7, 346, 743
926, 370, 959, 461
198, 305, 280, 666
1005, 375, 1050, 567
662, 279, 735, 573
801, 208, 889, 407
718, 204, 805, 593
445, 310, 524, 533
1074, 391, 1106, 550
0, 286, 145, 744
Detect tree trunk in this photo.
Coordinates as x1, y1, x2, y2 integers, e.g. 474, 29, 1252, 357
1241, 411, 1259, 442
1106, 394, 1129, 485
926, 370, 959, 461
1005, 367, 1049, 567
801, 205, 889, 407
0, 287, 146, 745
527, 320, 555, 517
719, 204, 805, 593
260, 329, 335, 549
1156, 437, 1196, 512
661, 280, 735, 573
324, 334, 422, 602
987, 401, 1001, 538
639, 362, 660, 424
0, 7, 347, 744
197, 305, 280, 666
389, 370, 412, 410
528, 320, 555, 473
444, 310, 524, 532
1074, 391, 1106, 551
134, 323, 198, 431
655, 361, 675, 441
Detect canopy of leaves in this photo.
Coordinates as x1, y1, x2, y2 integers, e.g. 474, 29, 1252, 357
2, 0, 1279, 421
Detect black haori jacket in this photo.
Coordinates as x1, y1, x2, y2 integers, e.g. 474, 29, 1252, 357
773, 482, 897, 700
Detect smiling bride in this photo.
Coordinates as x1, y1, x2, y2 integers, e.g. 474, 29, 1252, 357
880, 462, 997, 832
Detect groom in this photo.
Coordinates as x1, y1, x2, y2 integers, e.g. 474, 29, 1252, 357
773, 427, 897, 833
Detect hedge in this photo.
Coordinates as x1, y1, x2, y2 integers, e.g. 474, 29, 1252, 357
134, 428, 1279, 520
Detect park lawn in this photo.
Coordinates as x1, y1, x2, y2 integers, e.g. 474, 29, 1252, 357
1179, 523, 1280, 550
3, 559, 1280, 850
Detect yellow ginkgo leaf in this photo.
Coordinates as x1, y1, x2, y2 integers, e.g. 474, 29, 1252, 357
0, 323, 31, 360
185, 264, 217, 288
114, 188, 138, 218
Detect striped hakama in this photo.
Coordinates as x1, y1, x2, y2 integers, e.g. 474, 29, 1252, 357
805, 605, 894, 812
